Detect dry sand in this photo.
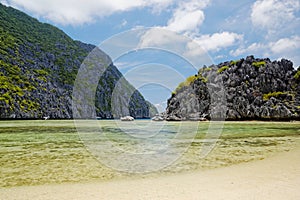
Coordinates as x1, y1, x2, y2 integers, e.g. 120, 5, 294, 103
1, 147, 299, 200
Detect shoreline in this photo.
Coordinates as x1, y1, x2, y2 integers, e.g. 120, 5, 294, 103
0, 118, 300, 122
1, 146, 299, 200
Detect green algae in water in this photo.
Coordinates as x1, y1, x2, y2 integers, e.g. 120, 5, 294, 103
0, 120, 299, 187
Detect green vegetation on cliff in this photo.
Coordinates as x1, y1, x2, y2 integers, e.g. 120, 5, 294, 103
174, 74, 207, 94
0, 4, 151, 119
167, 56, 300, 121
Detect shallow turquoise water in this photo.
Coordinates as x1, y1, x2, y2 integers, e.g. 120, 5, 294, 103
0, 120, 299, 187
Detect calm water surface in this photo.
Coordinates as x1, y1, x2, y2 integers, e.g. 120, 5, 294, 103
0, 120, 299, 187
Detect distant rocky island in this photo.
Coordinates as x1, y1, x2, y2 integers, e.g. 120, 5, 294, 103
0, 4, 156, 119
166, 56, 300, 121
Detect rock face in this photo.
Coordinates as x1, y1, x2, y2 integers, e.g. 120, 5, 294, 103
166, 56, 300, 121
0, 4, 152, 119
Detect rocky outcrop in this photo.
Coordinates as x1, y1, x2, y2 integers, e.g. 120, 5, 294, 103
166, 56, 300, 121
0, 4, 152, 119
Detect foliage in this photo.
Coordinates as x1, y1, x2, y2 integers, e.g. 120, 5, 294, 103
198, 67, 212, 75
20, 99, 39, 111
263, 91, 293, 101
202, 67, 212, 71
230, 60, 240, 66
294, 70, 300, 80
33, 69, 49, 76
0, 3, 90, 87
174, 75, 197, 93
186, 75, 198, 84
217, 66, 229, 73
199, 75, 208, 83
173, 74, 208, 94
252, 61, 266, 68
0, 4, 93, 117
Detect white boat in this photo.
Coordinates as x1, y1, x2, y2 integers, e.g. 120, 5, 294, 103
151, 114, 164, 121
120, 116, 134, 121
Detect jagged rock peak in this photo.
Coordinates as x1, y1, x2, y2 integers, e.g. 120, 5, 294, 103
166, 56, 300, 121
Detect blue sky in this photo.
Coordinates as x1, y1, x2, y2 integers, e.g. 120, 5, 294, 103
2, 0, 300, 111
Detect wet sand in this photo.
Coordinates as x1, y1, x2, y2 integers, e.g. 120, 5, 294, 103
1, 146, 299, 200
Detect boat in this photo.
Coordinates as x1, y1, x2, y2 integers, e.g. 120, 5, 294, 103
120, 116, 134, 121
151, 114, 164, 121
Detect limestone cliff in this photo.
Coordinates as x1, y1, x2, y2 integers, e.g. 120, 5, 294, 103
166, 56, 300, 121
0, 4, 152, 119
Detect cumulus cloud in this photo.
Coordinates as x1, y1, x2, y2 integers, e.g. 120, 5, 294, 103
230, 42, 266, 57
138, 0, 243, 66
2, 0, 174, 25
167, 10, 205, 33
231, 35, 300, 56
230, 35, 300, 67
270, 36, 300, 66
251, 0, 300, 31
138, 28, 188, 49
138, 0, 212, 49
166, 0, 210, 33
270, 36, 300, 54
137, 27, 213, 68
193, 32, 243, 52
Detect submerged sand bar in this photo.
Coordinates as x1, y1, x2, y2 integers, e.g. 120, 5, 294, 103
1, 146, 299, 200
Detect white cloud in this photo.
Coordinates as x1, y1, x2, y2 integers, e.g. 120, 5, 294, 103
3, 0, 174, 25
165, 0, 210, 33
121, 19, 128, 27
138, 0, 241, 59
193, 32, 243, 52
230, 35, 300, 67
137, 27, 213, 68
270, 36, 300, 67
115, 19, 128, 29
251, 0, 300, 31
184, 40, 208, 57
138, 27, 188, 49
148, 0, 174, 14
167, 10, 205, 33
231, 35, 300, 56
138, 0, 240, 59
182, 32, 243, 66
138, 0, 212, 48
0, 0, 8, 6
270, 36, 300, 54
230, 42, 266, 57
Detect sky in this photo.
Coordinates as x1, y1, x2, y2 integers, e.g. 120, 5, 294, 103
2, 0, 300, 111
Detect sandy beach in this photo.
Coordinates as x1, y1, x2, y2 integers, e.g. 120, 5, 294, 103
1, 146, 299, 200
